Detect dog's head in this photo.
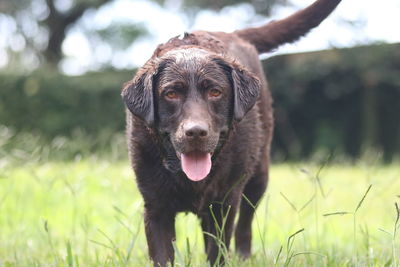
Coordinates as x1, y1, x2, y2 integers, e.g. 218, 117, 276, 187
122, 47, 260, 181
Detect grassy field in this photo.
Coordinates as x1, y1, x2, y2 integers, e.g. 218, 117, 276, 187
0, 158, 399, 266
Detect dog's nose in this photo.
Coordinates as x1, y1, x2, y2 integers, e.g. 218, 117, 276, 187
184, 122, 209, 138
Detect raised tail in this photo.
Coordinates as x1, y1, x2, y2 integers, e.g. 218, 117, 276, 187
235, 0, 342, 54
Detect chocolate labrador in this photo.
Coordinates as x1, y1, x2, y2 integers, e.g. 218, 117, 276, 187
121, 0, 341, 265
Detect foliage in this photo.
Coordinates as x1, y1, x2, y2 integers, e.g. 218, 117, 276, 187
0, 69, 132, 137
0, 0, 115, 65
265, 43, 400, 162
0, 0, 285, 69
0, 43, 399, 161
0, 125, 128, 167
94, 22, 146, 51
0, 159, 399, 266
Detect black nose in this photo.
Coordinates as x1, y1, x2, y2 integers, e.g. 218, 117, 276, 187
184, 122, 209, 138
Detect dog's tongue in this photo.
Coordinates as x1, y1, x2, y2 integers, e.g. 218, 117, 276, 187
181, 152, 211, 181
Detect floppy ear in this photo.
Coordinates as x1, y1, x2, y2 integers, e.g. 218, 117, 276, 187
231, 67, 261, 121
121, 67, 155, 126
213, 57, 261, 121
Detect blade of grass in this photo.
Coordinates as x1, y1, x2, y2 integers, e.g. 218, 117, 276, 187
242, 193, 268, 260
89, 239, 114, 250
280, 192, 297, 212
274, 246, 283, 265
44, 220, 59, 265
286, 228, 305, 253
299, 193, 316, 213
378, 228, 392, 236
354, 184, 372, 213
323, 211, 352, 217
66, 241, 74, 267
123, 219, 142, 267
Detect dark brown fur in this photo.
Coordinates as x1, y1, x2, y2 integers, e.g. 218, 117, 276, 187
121, 0, 341, 266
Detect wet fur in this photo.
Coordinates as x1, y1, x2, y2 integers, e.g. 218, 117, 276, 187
121, 0, 341, 266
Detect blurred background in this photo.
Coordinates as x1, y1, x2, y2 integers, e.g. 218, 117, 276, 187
0, 0, 399, 163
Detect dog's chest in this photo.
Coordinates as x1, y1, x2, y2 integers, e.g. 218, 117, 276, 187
169, 164, 246, 214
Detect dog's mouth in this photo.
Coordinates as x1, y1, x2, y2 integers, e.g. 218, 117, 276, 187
167, 128, 225, 181
178, 151, 212, 182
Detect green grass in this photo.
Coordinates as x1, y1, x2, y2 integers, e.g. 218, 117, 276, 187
0, 159, 399, 266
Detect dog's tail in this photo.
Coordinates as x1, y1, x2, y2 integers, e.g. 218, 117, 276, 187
235, 0, 342, 54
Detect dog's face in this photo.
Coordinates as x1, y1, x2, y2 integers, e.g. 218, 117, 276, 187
122, 48, 260, 181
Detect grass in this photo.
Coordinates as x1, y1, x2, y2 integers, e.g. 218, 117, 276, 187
0, 127, 399, 266
0, 157, 399, 267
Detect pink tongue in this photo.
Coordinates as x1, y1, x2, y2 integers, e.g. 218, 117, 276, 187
181, 152, 211, 181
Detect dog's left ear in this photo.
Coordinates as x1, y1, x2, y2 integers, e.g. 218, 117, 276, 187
121, 67, 155, 126
231, 67, 261, 121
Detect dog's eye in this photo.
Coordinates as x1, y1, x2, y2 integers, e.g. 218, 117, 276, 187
165, 90, 179, 100
208, 89, 222, 98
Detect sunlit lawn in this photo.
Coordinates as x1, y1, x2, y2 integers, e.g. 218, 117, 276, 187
0, 159, 399, 266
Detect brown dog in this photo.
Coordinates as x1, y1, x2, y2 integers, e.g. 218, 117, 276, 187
122, 0, 341, 266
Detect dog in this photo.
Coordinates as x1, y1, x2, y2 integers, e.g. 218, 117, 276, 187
121, 0, 341, 265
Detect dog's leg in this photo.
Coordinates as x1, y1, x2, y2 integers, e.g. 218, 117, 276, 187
144, 208, 176, 267
235, 167, 268, 258
201, 199, 239, 266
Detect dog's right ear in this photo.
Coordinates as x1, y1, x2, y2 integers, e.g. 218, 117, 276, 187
121, 67, 155, 126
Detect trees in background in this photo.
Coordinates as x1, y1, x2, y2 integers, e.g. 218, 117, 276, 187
0, 0, 110, 65
1, 43, 399, 162
0, 0, 284, 70
1, 1, 397, 161
265, 44, 400, 162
